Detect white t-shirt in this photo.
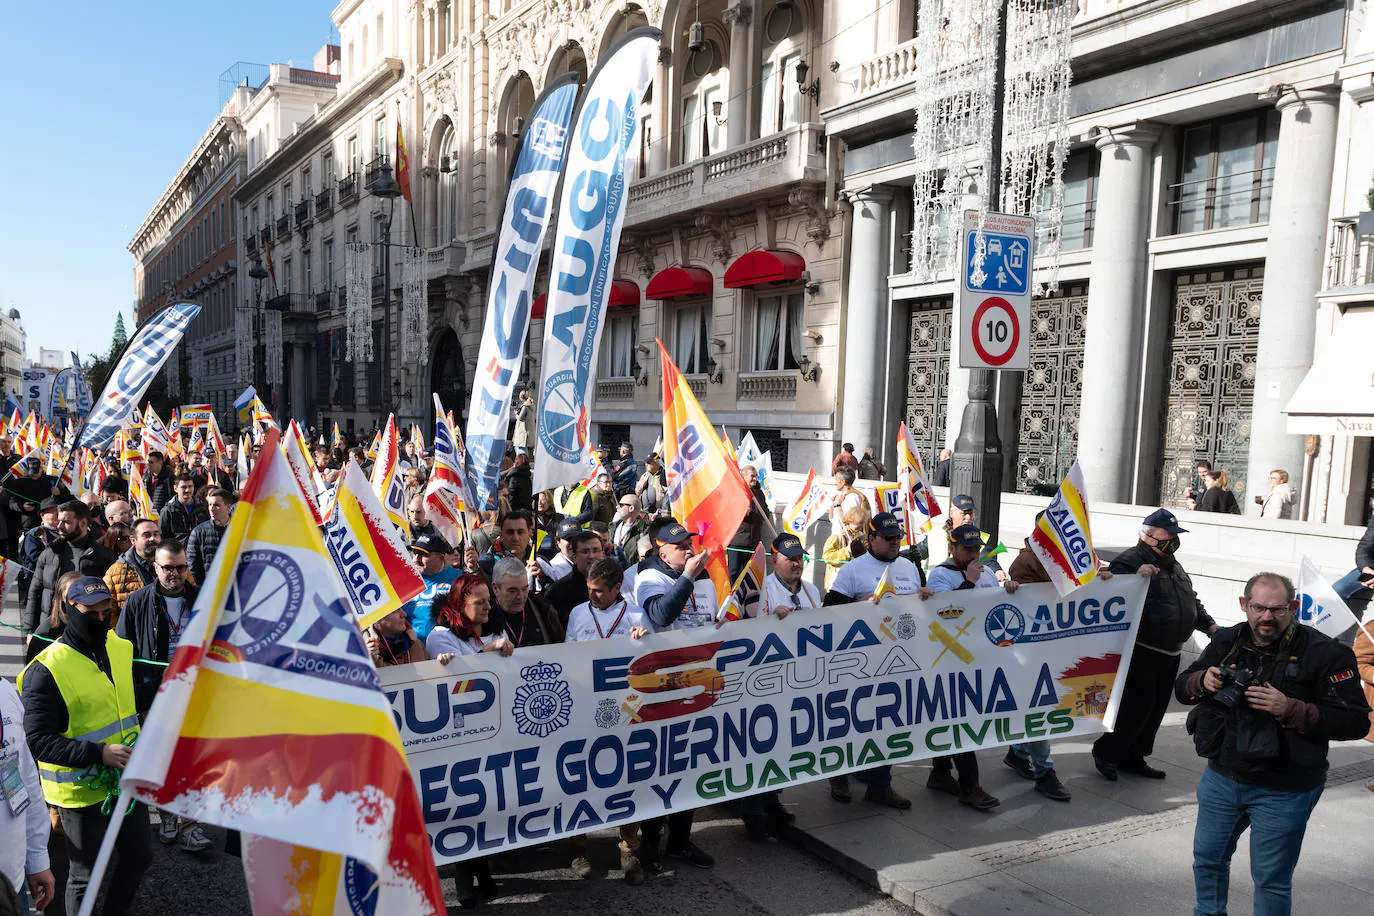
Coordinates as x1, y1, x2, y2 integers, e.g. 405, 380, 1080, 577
545, 552, 573, 582
426, 626, 495, 658
634, 564, 718, 631
163, 594, 190, 648
0, 679, 48, 891
828, 552, 922, 600
765, 572, 822, 614
927, 562, 1001, 593
566, 599, 648, 642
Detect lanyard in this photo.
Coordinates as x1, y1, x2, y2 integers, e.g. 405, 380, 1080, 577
504, 611, 527, 647
592, 600, 629, 639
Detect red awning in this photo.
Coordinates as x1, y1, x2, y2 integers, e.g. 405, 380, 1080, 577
531, 280, 638, 319
723, 249, 806, 288
645, 266, 713, 300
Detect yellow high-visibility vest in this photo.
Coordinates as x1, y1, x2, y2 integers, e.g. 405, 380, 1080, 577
19, 633, 140, 809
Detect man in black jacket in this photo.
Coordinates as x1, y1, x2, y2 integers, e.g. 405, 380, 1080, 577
727, 465, 771, 581
186, 488, 233, 585
1176, 571, 1370, 916
9, 456, 65, 536
23, 500, 117, 643
116, 543, 199, 716
544, 531, 605, 627
158, 475, 208, 543
500, 453, 533, 511
1093, 508, 1218, 781
17, 497, 61, 605
143, 451, 174, 515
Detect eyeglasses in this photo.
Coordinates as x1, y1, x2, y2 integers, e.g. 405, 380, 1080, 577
618, 502, 636, 508
1247, 602, 1290, 614
158, 563, 188, 572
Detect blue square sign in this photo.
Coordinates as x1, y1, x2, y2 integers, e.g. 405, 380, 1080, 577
964, 230, 1030, 295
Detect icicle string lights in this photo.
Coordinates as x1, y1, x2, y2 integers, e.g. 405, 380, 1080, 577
264, 309, 283, 387
345, 240, 373, 362
400, 246, 429, 366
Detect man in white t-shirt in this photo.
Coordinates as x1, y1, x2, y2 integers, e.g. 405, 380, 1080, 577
821, 513, 920, 810
765, 533, 821, 618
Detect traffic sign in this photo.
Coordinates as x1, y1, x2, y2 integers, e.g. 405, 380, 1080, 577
958, 210, 1033, 370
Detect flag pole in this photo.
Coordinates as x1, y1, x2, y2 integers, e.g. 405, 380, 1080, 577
75, 793, 132, 916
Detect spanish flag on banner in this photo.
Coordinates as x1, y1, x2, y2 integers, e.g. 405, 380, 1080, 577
658, 339, 751, 607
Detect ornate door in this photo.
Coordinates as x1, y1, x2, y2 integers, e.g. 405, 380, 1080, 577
903, 298, 953, 467
430, 327, 466, 420
1159, 265, 1263, 506
1017, 284, 1088, 494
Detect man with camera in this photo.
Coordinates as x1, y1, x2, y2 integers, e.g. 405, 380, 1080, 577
1176, 572, 1371, 916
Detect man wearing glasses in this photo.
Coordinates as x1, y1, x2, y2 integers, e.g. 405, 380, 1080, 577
1094, 508, 1219, 782
1176, 572, 1370, 916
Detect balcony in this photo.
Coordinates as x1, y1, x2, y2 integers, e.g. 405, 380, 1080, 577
364, 155, 392, 191
1324, 216, 1374, 291
276, 214, 290, 235
265, 293, 316, 316
426, 242, 466, 281
294, 199, 311, 231
314, 289, 333, 312
737, 371, 797, 401
337, 174, 358, 204
626, 123, 827, 230
259, 226, 272, 245
595, 378, 635, 401
849, 35, 920, 99
315, 187, 333, 217
245, 235, 258, 256
265, 293, 292, 311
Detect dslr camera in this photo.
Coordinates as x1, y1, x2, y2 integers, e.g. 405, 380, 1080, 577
1211, 667, 1256, 710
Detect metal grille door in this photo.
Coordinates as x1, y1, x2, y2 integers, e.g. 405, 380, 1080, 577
1160, 265, 1263, 506
1017, 284, 1088, 494
903, 298, 953, 467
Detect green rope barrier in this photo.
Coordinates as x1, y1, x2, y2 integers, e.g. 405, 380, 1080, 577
75, 732, 139, 816
0, 619, 169, 667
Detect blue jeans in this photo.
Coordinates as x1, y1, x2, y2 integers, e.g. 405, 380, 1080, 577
1333, 568, 1372, 601
1192, 766, 1322, 916
1010, 740, 1054, 778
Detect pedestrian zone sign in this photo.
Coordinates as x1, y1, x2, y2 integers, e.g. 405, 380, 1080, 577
959, 210, 1033, 370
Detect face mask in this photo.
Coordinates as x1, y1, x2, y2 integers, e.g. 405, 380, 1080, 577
65, 604, 109, 643
1158, 537, 1180, 557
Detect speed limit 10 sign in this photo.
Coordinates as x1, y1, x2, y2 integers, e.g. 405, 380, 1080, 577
957, 209, 1033, 371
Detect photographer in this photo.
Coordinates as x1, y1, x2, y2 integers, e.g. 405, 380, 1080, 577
1176, 572, 1371, 916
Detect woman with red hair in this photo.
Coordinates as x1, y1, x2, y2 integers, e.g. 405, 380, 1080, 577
425, 575, 515, 660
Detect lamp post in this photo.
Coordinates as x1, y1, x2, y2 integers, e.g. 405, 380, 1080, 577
248, 250, 269, 398
368, 162, 403, 417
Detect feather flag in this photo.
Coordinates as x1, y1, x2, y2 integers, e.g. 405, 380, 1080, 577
872, 565, 898, 602
425, 395, 478, 547
896, 422, 941, 538
718, 542, 768, 621
127, 466, 155, 521
1028, 461, 1100, 596
283, 420, 326, 524
781, 469, 833, 536
325, 459, 425, 628
369, 415, 409, 538
332, 422, 344, 451
659, 339, 751, 607
118, 430, 445, 916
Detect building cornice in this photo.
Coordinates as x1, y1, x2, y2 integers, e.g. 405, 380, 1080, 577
128, 115, 244, 254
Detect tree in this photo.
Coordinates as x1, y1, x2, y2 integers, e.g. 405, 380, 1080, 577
111, 312, 128, 352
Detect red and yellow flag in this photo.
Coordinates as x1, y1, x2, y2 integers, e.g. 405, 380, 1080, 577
395, 119, 412, 203
658, 339, 751, 606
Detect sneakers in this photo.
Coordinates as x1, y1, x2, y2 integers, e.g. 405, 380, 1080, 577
180, 823, 214, 853
829, 775, 852, 803
1118, 759, 1166, 779
570, 856, 593, 879
1035, 770, 1072, 802
1093, 756, 1119, 782
1003, 748, 1036, 780
958, 786, 1001, 811
926, 768, 961, 797
621, 851, 645, 886
158, 812, 181, 845
863, 787, 912, 810
664, 841, 715, 869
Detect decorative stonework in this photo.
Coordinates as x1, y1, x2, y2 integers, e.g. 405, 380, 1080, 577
788, 187, 831, 246
693, 213, 734, 263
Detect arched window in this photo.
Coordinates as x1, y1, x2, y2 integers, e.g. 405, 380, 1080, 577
375, 14, 384, 55
438, 122, 459, 243
548, 42, 588, 85
758, 4, 805, 136
346, 41, 354, 81
498, 72, 536, 178
681, 31, 726, 162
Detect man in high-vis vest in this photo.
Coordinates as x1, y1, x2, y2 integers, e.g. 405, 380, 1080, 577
20, 576, 151, 916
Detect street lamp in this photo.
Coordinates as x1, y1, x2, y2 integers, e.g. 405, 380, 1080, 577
248, 251, 269, 396
369, 162, 402, 417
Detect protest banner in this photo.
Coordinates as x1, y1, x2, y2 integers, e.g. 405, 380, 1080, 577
381, 576, 1146, 864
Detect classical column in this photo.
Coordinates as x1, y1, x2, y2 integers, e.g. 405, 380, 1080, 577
724, 3, 752, 149
840, 186, 894, 460
649, 47, 670, 174
1076, 123, 1161, 503
1246, 88, 1339, 511
291, 343, 310, 424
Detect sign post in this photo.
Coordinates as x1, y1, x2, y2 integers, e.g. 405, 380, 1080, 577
958, 210, 1034, 370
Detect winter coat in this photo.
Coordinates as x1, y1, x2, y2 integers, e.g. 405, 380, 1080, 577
1109, 543, 1217, 653
23, 533, 117, 635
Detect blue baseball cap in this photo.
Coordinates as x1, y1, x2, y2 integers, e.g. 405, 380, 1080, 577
654, 521, 697, 546
950, 524, 985, 548
1143, 508, 1187, 535
556, 519, 583, 540
65, 576, 112, 607
867, 512, 904, 539
409, 533, 451, 555
951, 494, 976, 512
772, 533, 806, 559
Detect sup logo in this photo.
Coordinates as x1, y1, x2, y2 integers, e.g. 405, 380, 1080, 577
512, 661, 573, 738
387, 675, 500, 750
211, 549, 304, 660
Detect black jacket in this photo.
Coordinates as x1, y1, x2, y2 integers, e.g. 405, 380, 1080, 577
1356, 520, 1374, 573
8, 474, 59, 532
500, 464, 533, 511
144, 465, 174, 515
23, 532, 117, 634
728, 484, 770, 549
159, 498, 209, 544
489, 594, 565, 647
1176, 623, 1372, 791
1109, 543, 1217, 653
21, 628, 115, 771
545, 569, 590, 628
1196, 486, 1240, 514
115, 581, 200, 714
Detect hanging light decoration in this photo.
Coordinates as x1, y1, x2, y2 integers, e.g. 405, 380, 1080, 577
235, 307, 254, 388
345, 240, 373, 362
400, 246, 429, 366
688, 0, 706, 52
264, 308, 283, 387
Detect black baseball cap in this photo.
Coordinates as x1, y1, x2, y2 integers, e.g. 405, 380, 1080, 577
1143, 508, 1188, 535
556, 519, 583, 540
867, 512, 903, 539
654, 521, 697, 546
950, 524, 985, 548
66, 576, 112, 607
951, 493, 976, 512
772, 533, 805, 559
409, 533, 451, 555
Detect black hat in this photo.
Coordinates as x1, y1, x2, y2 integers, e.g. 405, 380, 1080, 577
39, 496, 63, 512
950, 524, 985, 548
556, 519, 583, 540
653, 521, 696, 546
951, 493, 976, 512
771, 533, 805, 559
1143, 508, 1187, 535
409, 533, 451, 555
867, 512, 903, 539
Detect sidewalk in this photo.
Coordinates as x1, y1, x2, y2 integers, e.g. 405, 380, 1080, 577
782, 712, 1374, 915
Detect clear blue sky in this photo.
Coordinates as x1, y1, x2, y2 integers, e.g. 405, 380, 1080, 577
0, 0, 338, 363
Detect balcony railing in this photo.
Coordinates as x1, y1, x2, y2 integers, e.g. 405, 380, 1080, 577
337, 174, 358, 204
365, 155, 392, 191
1325, 216, 1374, 289
595, 378, 635, 401
851, 35, 920, 97
245, 235, 259, 256
265, 293, 292, 311
265, 292, 316, 314
294, 199, 311, 229
275, 214, 290, 235
314, 290, 333, 311
737, 371, 797, 401
315, 187, 333, 216
259, 226, 272, 245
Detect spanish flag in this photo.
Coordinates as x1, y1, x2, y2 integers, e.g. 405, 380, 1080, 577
395, 119, 412, 204
658, 339, 751, 607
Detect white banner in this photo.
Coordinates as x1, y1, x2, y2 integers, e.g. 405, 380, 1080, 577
464, 75, 580, 511
531, 28, 661, 495
382, 577, 1146, 863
